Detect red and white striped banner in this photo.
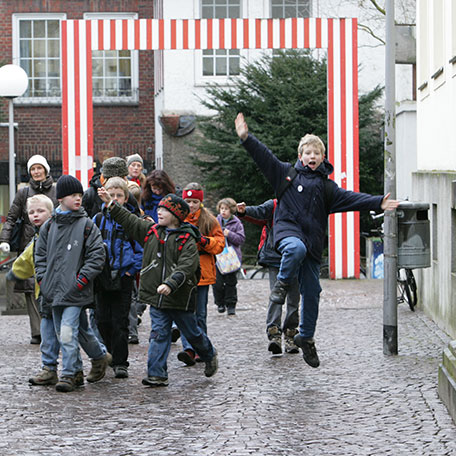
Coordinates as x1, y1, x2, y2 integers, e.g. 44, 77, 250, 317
61, 17, 359, 278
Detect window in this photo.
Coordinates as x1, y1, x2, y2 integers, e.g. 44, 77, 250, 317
201, 0, 241, 77
13, 14, 66, 102
84, 13, 138, 104
271, 0, 311, 18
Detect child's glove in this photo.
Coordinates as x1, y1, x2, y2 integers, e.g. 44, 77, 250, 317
76, 274, 89, 290
6, 269, 19, 282
0, 242, 10, 253
199, 236, 210, 247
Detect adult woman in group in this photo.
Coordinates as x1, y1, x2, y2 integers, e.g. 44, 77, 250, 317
126, 154, 146, 188
141, 170, 176, 223
0, 155, 58, 344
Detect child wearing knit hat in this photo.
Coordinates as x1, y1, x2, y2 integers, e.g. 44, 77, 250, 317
34, 174, 111, 392
98, 187, 219, 387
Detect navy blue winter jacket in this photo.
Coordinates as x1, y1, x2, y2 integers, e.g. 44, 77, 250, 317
241, 134, 384, 262
141, 192, 162, 223
93, 204, 143, 277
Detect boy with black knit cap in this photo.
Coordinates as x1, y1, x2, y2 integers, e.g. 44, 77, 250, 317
35, 175, 111, 392
98, 189, 218, 387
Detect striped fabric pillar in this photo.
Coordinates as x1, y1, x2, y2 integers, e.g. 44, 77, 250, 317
60, 17, 359, 278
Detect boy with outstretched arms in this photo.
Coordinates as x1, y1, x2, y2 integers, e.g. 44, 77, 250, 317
235, 113, 399, 368
35, 175, 111, 392
98, 188, 218, 387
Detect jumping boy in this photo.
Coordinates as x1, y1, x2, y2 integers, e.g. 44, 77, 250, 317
235, 113, 399, 368
97, 188, 218, 387
35, 175, 111, 392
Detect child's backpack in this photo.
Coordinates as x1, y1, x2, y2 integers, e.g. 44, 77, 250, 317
93, 213, 123, 292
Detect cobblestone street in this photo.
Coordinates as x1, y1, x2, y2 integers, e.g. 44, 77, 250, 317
1, 278, 456, 455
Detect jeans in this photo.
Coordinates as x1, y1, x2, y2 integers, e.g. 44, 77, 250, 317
277, 236, 322, 339
40, 314, 107, 372
212, 270, 238, 309
96, 275, 133, 367
148, 306, 215, 379
266, 266, 300, 333
181, 285, 209, 352
128, 279, 140, 339
53, 306, 106, 377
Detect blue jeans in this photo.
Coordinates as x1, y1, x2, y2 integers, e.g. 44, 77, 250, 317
277, 236, 322, 339
53, 306, 106, 377
148, 306, 215, 379
41, 314, 106, 372
181, 285, 209, 352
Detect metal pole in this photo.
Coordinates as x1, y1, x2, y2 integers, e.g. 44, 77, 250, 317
8, 98, 16, 206
383, 0, 398, 355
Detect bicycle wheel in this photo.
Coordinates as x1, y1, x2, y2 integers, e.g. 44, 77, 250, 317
405, 268, 418, 311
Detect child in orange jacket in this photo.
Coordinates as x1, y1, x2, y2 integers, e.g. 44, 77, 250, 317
177, 182, 225, 366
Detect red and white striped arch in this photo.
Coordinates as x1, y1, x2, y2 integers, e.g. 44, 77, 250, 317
61, 17, 359, 279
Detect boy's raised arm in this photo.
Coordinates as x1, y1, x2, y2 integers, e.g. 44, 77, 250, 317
235, 113, 249, 141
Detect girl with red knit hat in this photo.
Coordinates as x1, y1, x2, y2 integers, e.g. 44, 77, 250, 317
177, 182, 225, 366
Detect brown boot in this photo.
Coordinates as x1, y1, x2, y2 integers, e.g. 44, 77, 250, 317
87, 353, 112, 383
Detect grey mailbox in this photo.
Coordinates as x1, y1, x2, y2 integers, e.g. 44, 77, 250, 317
397, 201, 430, 269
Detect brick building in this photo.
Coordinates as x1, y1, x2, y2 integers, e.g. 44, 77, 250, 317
0, 0, 156, 187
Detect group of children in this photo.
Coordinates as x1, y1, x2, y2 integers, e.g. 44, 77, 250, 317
7, 112, 398, 392
8, 168, 245, 392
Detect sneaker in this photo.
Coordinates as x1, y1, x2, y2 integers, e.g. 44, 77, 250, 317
87, 352, 112, 383
29, 366, 58, 386
128, 335, 139, 344
55, 376, 75, 393
227, 307, 236, 316
142, 376, 169, 387
269, 280, 289, 305
74, 370, 84, 386
171, 327, 181, 343
267, 326, 282, 355
294, 335, 320, 368
177, 349, 196, 366
217, 305, 226, 313
204, 352, 218, 377
284, 328, 299, 354
114, 366, 129, 379
30, 335, 41, 345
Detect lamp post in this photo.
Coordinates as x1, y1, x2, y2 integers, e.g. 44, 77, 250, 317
0, 64, 29, 206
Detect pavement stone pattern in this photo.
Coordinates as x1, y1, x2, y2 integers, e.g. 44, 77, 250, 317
1, 278, 456, 455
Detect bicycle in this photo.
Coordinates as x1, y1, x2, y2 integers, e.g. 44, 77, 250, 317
366, 211, 418, 311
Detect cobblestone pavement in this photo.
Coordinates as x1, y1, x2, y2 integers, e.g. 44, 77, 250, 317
1, 278, 456, 455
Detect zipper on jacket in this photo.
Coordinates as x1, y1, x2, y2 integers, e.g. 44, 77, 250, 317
157, 231, 169, 308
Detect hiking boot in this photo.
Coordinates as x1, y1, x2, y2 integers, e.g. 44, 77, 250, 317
29, 366, 58, 386
171, 327, 181, 343
227, 306, 236, 316
204, 352, 218, 377
30, 335, 41, 345
128, 335, 139, 344
217, 305, 226, 313
267, 326, 282, 354
87, 352, 112, 383
269, 280, 290, 305
55, 376, 75, 393
177, 349, 196, 366
114, 366, 129, 379
74, 370, 84, 386
284, 328, 299, 354
294, 334, 320, 368
142, 376, 169, 387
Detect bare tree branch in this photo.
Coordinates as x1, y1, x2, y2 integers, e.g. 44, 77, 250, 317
368, 0, 386, 15
358, 23, 386, 45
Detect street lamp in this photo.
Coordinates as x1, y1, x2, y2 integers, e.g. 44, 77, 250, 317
0, 64, 29, 205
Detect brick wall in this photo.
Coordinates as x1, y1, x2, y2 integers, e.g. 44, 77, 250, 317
0, 0, 155, 183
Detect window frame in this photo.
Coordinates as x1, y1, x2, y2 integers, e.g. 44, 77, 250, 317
12, 12, 67, 105
84, 12, 139, 105
194, 0, 246, 86
270, 0, 312, 19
